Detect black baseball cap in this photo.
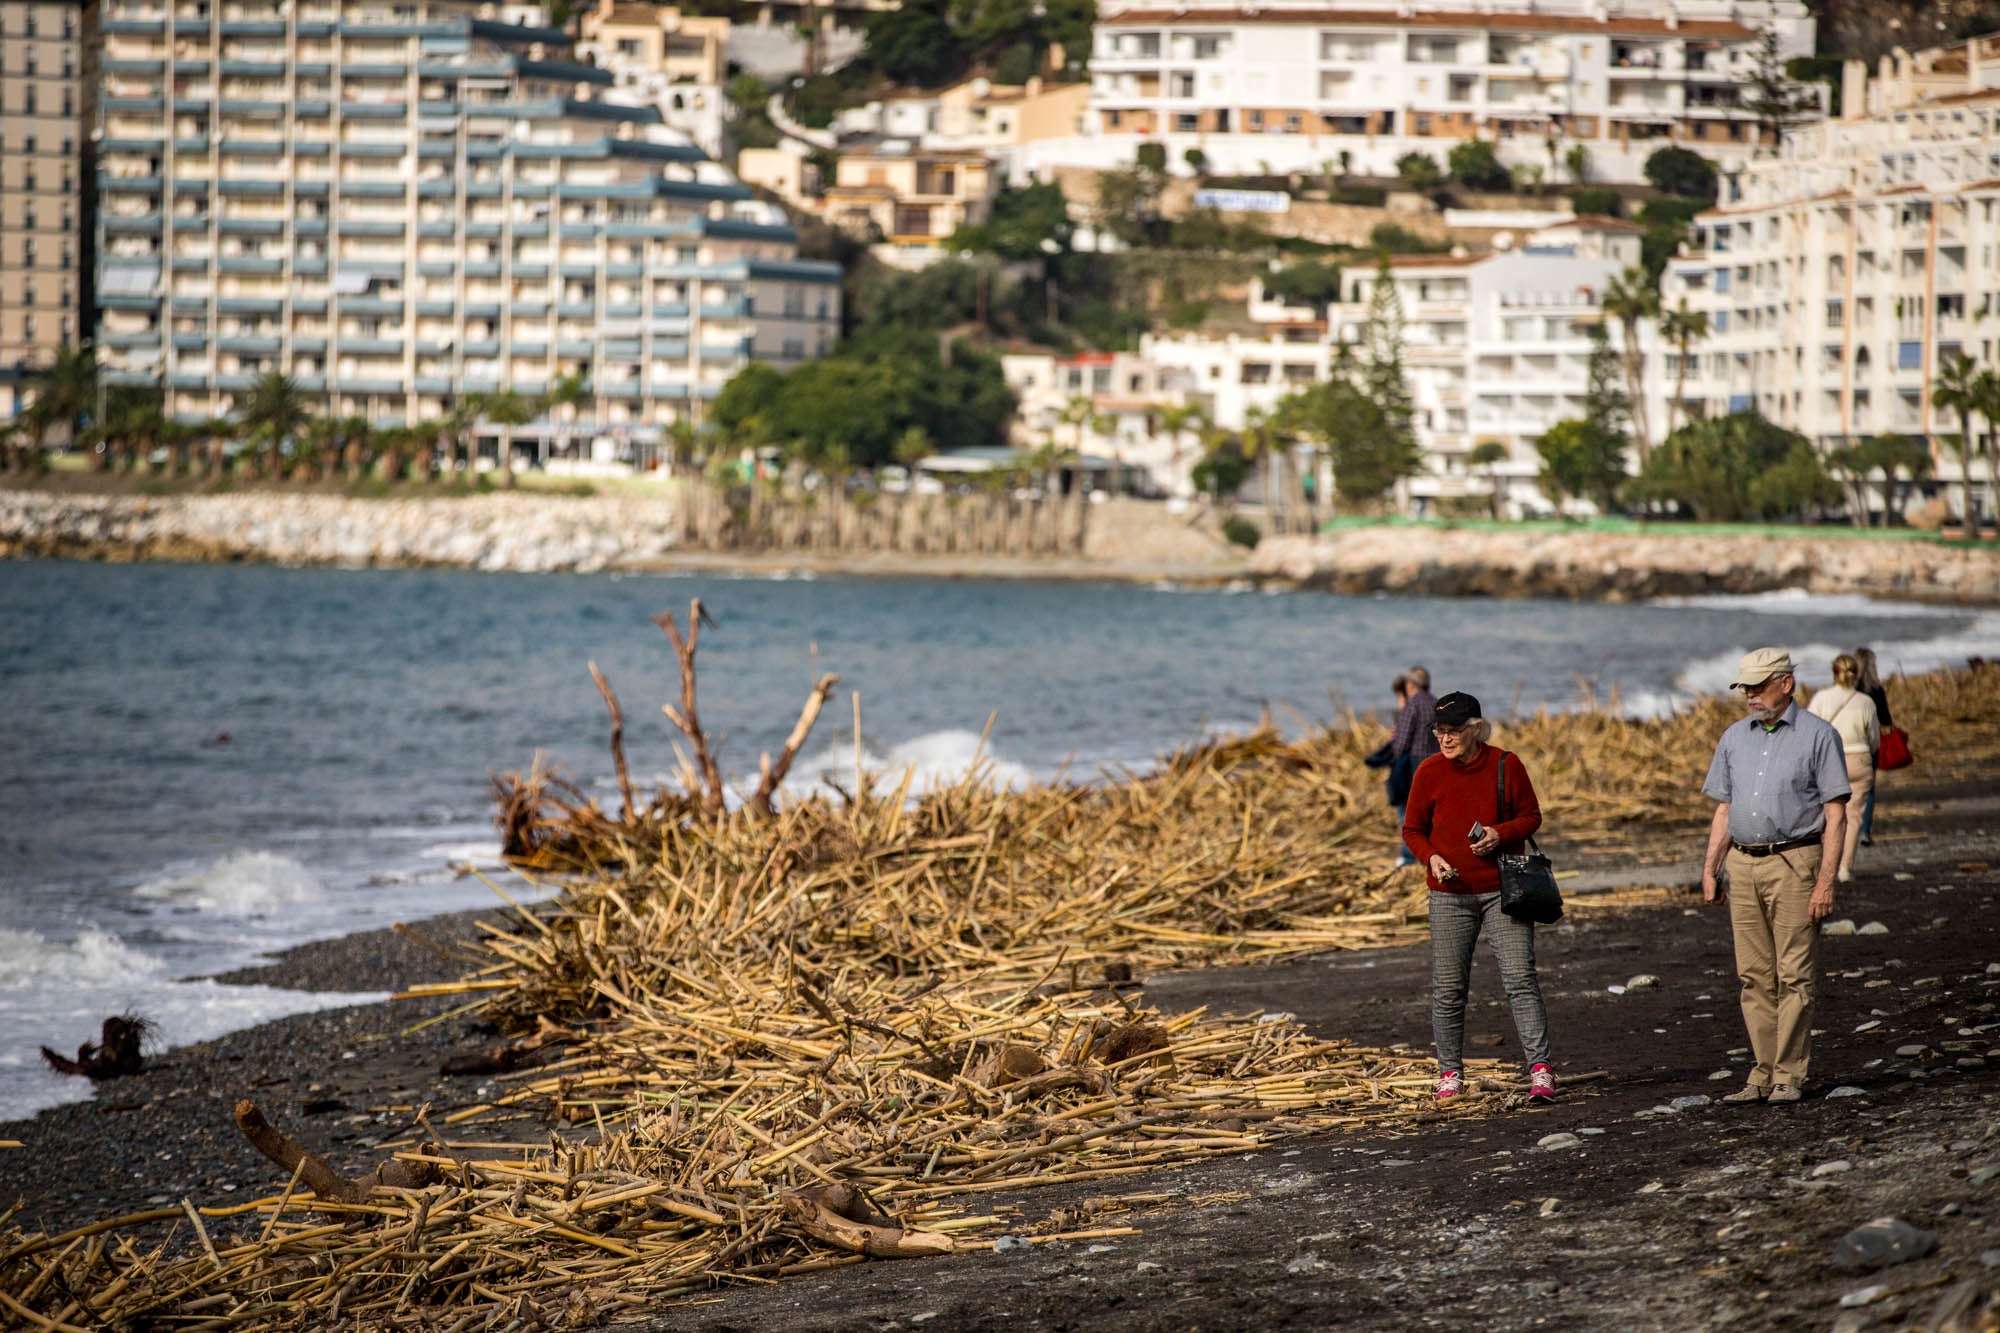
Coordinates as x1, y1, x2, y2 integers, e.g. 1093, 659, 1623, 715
1434, 692, 1482, 727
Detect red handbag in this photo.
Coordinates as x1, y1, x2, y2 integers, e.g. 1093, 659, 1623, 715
1876, 726, 1913, 771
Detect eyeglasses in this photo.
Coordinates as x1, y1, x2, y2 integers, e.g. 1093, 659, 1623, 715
1432, 724, 1473, 739
1733, 675, 1789, 697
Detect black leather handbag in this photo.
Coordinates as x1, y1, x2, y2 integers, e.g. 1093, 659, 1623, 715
1494, 750, 1563, 925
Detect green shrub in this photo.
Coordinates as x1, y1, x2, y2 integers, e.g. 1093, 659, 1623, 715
1642, 146, 1718, 202
1369, 221, 1447, 254
1570, 186, 1621, 217
1395, 152, 1443, 190
1222, 514, 1261, 548
1446, 139, 1511, 191
1262, 260, 1343, 307
1330, 184, 1388, 207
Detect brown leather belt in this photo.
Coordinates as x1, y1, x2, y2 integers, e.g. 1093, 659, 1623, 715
1732, 836, 1819, 858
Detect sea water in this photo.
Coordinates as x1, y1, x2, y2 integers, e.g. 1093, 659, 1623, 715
2, 560, 1994, 1122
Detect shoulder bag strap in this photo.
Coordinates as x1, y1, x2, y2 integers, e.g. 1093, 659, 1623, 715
1493, 748, 1542, 856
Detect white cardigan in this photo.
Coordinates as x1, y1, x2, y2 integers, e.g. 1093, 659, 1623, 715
1807, 685, 1882, 758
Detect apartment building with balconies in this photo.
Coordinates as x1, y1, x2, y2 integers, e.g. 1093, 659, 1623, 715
1015, 0, 1815, 187
576, 0, 730, 158
1, 0, 97, 419
92, 0, 840, 454
820, 145, 997, 261
1656, 35, 2000, 518
1325, 220, 1656, 513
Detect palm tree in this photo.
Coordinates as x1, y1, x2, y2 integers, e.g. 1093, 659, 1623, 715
1241, 405, 1293, 533
1931, 351, 1984, 534
479, 388, 537, 485
233, 371, 308, 481
1467, 439, 1510, 520
1659, 300, 1711, 438
1600, 267, 1658, 466
98, 385, 167, 474
663, 417, 703, 477
1975, 366, 2000, 534
21, 343, 98, 464
541, 372, 590, 467
437, 398, 480, 481
1157, 403, 1208, 500
1868, 433, 1930, 528
11, 395, 60, 473
1563, 142, 1591, 185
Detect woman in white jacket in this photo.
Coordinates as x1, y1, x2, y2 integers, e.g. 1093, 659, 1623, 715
1807, 653, 1882, 883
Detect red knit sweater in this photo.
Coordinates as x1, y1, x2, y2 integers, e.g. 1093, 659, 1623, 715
1401, 746, 1543, 894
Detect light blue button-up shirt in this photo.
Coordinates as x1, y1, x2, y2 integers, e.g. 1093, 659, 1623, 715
1702, 701, 1852, 844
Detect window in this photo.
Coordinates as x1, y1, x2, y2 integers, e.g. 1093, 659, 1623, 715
1173, 112, 1198, 132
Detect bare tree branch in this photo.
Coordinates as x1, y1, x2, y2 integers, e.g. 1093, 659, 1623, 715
588, 660, 636, 823
654, 599, 728, 816
749, 674, 841, 816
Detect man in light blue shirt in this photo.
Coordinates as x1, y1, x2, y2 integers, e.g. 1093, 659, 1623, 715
1699, 647, 1850, 1105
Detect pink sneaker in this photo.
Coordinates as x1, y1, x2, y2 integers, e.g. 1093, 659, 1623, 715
1436, 1070, 1465, 1101
1529, 1064, 1556, 1102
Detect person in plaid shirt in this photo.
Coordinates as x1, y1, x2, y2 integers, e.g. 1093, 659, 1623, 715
1388, 666, 1440, 866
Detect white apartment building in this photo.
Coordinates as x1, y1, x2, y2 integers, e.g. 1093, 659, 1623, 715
92, 0, 840, 459
1079, 218, 1655, 511
1658, 35, 2000, 519
1014, 0, 1815, 186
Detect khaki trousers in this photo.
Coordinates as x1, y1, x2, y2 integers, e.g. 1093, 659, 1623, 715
1841, 755, 1875, 877
1726, 844, 1822, 1089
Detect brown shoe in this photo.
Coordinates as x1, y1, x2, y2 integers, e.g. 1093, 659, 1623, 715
1720, 1083, 1768, 1103
1766, 1084, 1803, 1104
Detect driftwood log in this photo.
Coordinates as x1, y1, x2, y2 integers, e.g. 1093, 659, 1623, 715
778, 1184, 953, 1258
233, 1101, 440, 1204
440, 1016, 581, 1076
39, 1015, 150, 1079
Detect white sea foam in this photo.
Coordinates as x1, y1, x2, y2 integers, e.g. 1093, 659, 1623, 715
132, 851, 326, 915
789, 727, 1035, 796
1671, 609, 2000, 698
417, 840, 509, 868
0, 927, 165, 992
1652, 588, 1960, 620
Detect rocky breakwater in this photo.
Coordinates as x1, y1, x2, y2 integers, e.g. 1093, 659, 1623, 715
1250, 527, 2000, 605
0, 490, 684, 574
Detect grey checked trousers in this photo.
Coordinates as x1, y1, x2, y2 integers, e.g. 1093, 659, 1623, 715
1429, 890, 1551, 1074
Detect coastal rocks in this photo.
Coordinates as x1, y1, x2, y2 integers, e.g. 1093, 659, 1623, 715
0, 490, 684, 574
1249, 529, 2000, 606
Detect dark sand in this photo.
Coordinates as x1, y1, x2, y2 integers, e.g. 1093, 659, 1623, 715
5, 776, 1997, 1330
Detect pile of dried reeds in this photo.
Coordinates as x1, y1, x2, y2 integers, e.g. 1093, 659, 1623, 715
5, 617, 1992, 1331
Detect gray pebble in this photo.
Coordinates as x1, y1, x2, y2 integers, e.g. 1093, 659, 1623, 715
1669, 1094, 1712, 1111
1896, 1044, 1929, 1057
1833, 1217, 1937, 1271
1625, 974, 1659, 989
1826, 1086, 1867, 1098
1857, 921, 1890, 936
1822, 919, 1858, 936
1537, 1133, 1582, 1150
992, 1234, 1031, 1253
1813, 1160, 1854, 1176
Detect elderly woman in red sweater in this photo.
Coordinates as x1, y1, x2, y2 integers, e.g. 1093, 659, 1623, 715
1401, 691, 1555, 1103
